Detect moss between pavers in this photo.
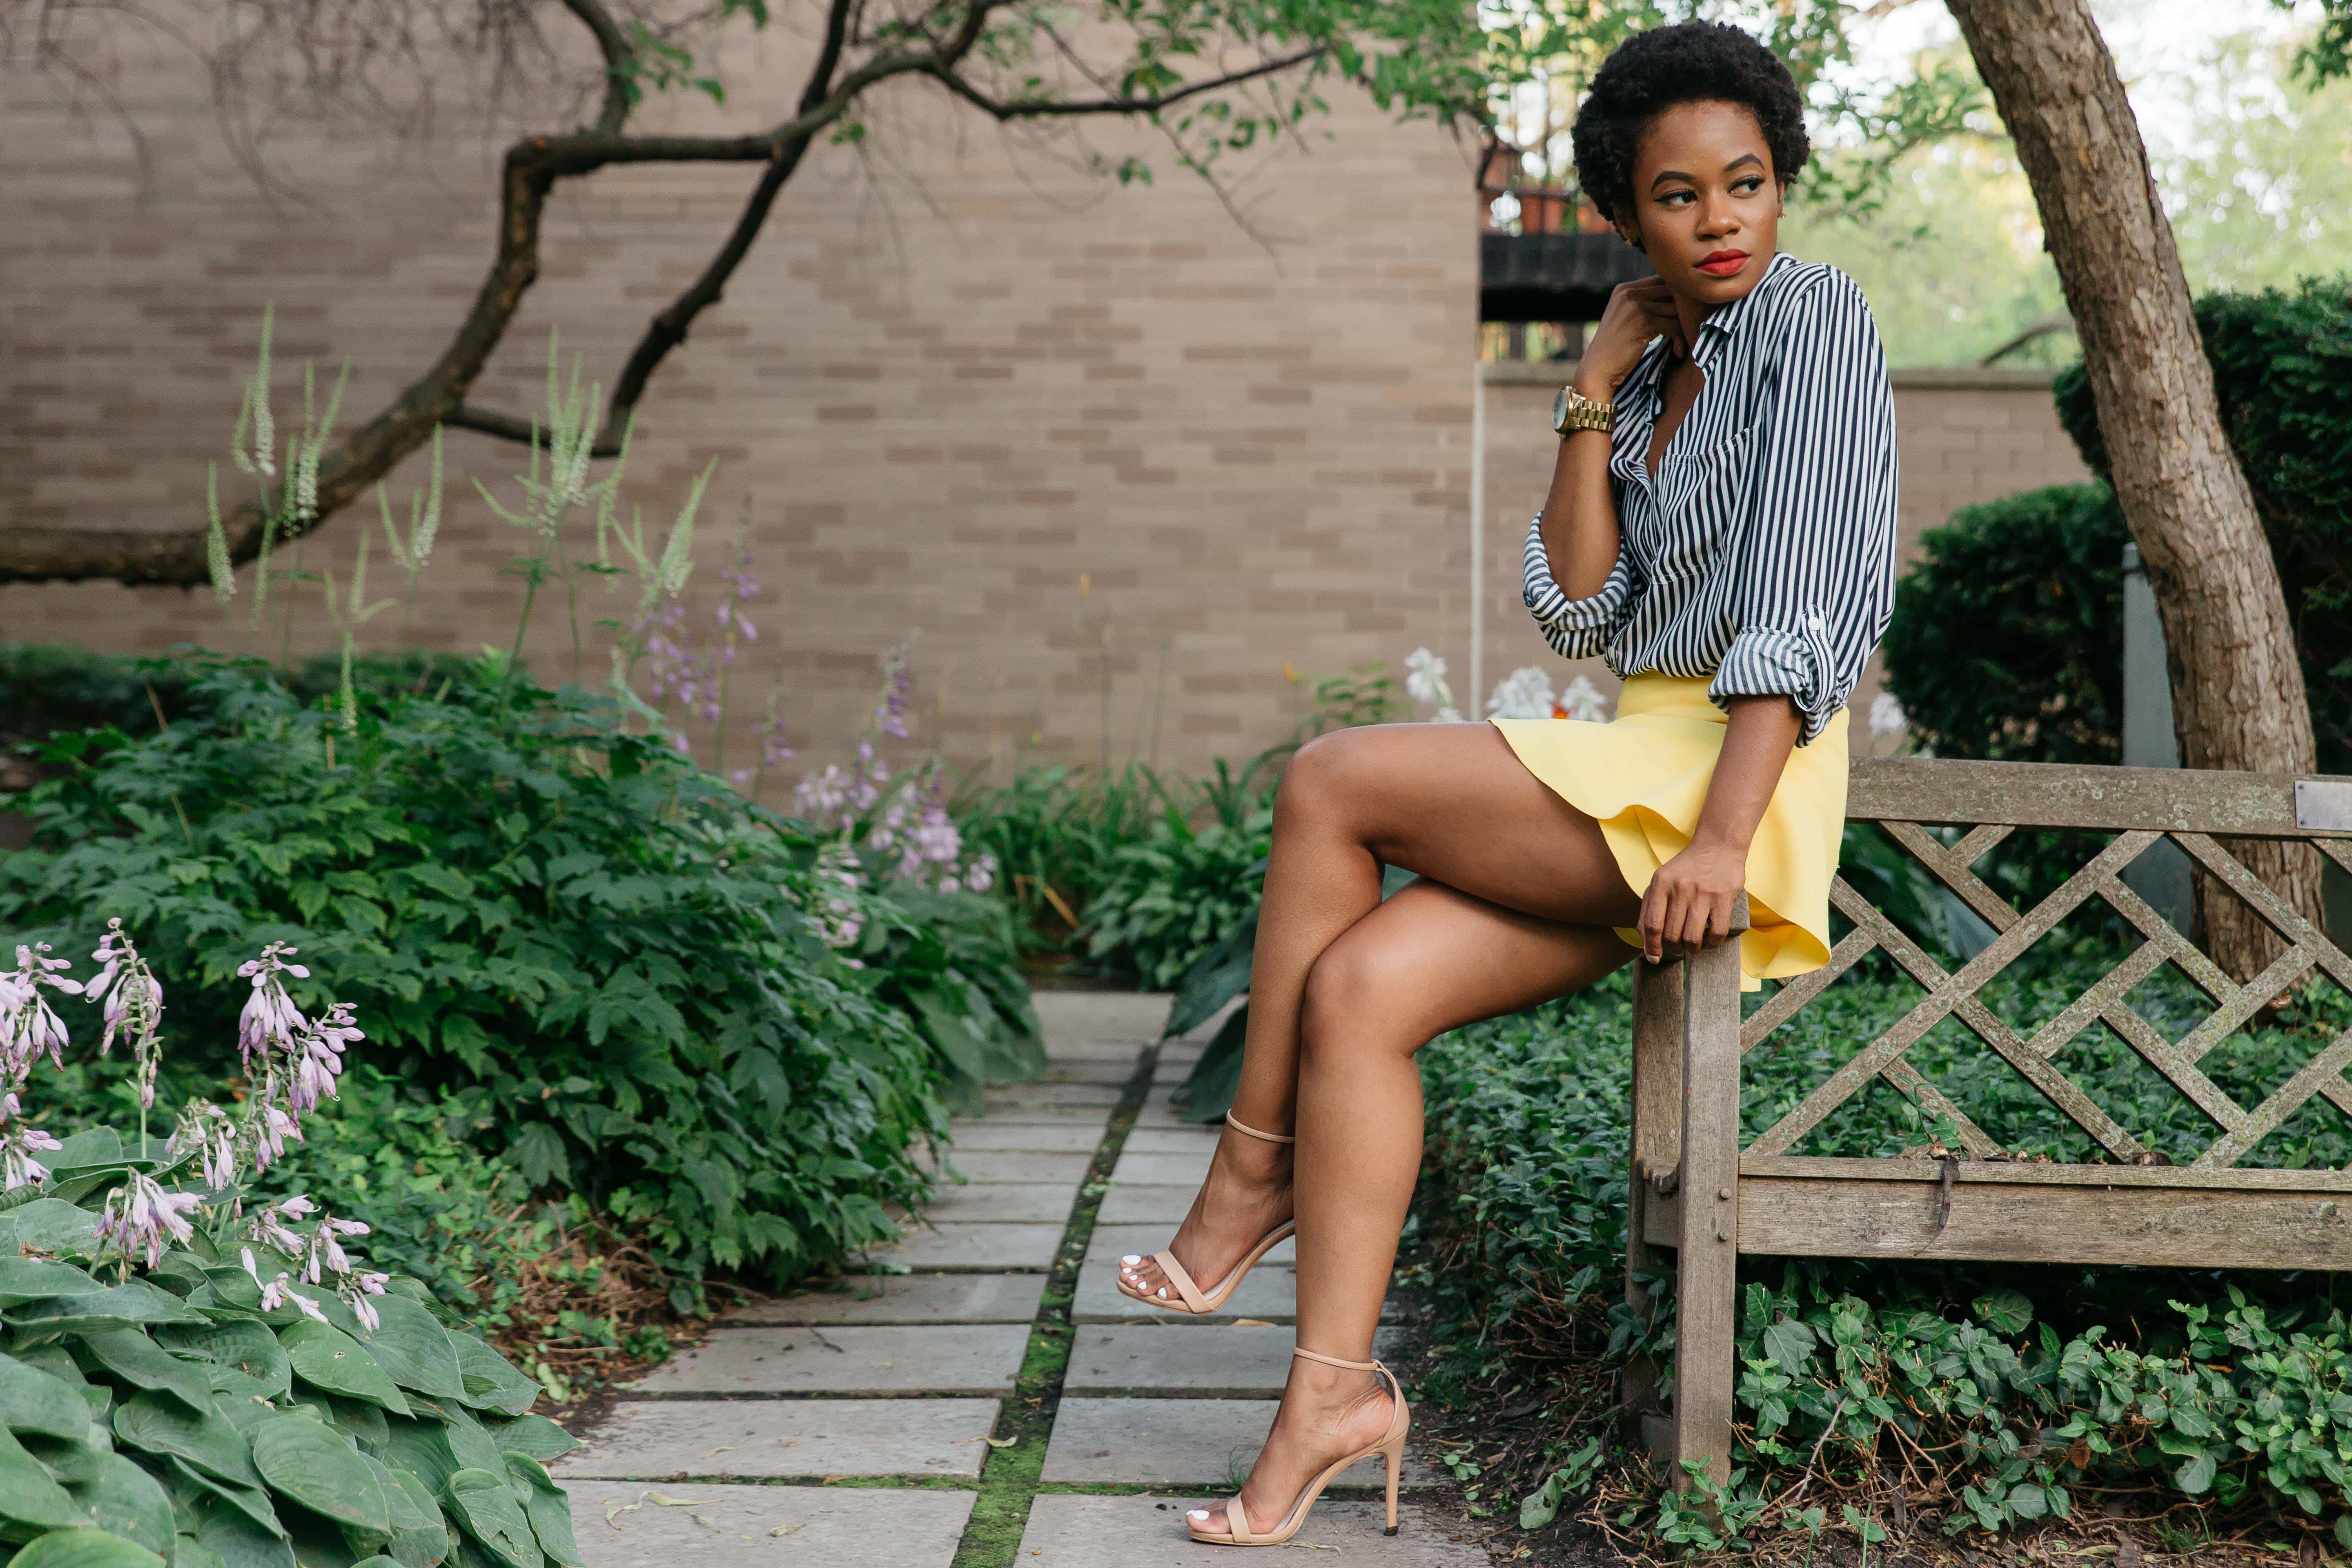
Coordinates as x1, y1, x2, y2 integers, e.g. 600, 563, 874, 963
950, 1048, 1158, 1568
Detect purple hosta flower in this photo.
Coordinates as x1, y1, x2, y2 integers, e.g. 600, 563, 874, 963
242, 1249, 332, 1325
172, 1101, 240, 1190
251, 1103, 303, 1175
806, 842, 866, 949
715, 539, 761, 661
758, 708, 793, 766
307, 1215, 370, 1282
236, 942, 311, 1073
86, 920, 165, 1110
287, 1001, 358, 1115
958, 853, 999, 897
873, 637, 916, 740
100, 1172, 202, 1268
248, 1196, 310, 1255
348, 1272, 390, 1331
2, 1126, 62, 1191
2, 942, 82, 1081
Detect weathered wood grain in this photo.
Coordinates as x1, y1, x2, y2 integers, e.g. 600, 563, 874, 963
1846, 760, 2352, 837
1620, 957, 1684, 1428
1670, 922, 1746, 1488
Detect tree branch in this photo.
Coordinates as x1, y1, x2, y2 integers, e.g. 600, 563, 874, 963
558, 0, 635, 136
929, 45, 1327, 119
445, 403, 626, 456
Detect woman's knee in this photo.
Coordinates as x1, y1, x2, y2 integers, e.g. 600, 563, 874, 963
1296, 939, 1418, 1069
1273, 726, 1385, 832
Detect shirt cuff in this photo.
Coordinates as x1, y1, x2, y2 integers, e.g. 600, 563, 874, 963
1709, 626, 1836, 745
1523, 518, 1631, 636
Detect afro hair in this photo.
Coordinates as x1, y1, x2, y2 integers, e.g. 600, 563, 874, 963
1569, 22, 1810, 228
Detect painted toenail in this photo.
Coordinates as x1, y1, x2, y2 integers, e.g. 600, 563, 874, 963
1121, 1255, 1140, 1264
1157, 1287, 1169, 1298
1187, 1510, 1208, 1521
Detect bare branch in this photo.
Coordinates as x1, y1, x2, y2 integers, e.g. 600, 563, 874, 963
557, 0, 635, 135
930, 45, 1327, 120
445, 403, 625, 456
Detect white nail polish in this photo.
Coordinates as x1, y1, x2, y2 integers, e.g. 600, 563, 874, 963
1120, 1255, 1141, 1264
1157, 1287, 1169, 1298
1187, 1510, 1208, 1521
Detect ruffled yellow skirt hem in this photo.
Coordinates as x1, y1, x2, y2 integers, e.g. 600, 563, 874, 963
1490, 673, 1849, 989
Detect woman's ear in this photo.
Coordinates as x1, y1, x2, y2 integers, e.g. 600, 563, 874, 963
1615, 220, 1644, 253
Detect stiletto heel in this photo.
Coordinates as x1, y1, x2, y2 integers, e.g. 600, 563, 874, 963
1184, 1347, 1412, 1547
1114, 1112, 1294, 1316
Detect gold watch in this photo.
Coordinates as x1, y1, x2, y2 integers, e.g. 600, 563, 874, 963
1552, 384, 1614, 436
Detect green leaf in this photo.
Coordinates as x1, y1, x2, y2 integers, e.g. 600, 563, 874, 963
1762, 1317, 1816, 1373
449, 1338, 539, 1418
2174, 1450, 2218, 1494
73, 1332, 214, 1414
113, 1394, 265, 1491
380, 1469, 450, 1568
186, 1491, 297, 1568
278, 1323, 411, 1416
355, 1298, 467, 1401
441, 1468, 541, 1568
160, 1454, 285, 1541
0, 1200, 104, 1257
0, 1420, 89, 1536
67, 1453, 178, 1557
175, 1534, 231, 1568
500, 1454, 580, 1568
155, 1323, 291, 1403
377, 1420, 457, 1498
249, 1416, 391, 1535
485, 1416, 576, 1463
16, 1284, 206, 1334
0, 1259, 103, 1303
5, 1530, 166, 1568
0, 1350, 100, 1442
1971, 1290, 2034, 1336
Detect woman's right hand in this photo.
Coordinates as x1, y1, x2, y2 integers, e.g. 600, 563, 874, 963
1574, 277, 1687, 401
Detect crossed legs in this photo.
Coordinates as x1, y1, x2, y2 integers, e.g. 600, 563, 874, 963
1114, 722, 1645, 1537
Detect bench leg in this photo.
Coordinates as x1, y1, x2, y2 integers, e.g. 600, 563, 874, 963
1622, 957, 1682, 1438
1669, 935, 1744, 1489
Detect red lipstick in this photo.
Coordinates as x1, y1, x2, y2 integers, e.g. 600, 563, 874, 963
1696, 249, 1749, 278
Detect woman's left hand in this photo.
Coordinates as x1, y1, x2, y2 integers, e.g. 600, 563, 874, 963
1639, 838, 1748, 961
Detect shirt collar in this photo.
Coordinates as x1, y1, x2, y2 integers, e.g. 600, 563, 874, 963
1612, 249, 1797, 398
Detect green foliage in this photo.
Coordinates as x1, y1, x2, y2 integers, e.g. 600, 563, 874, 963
1080, 792, 1272, 990
952, 764, 1172, 957
0, 1079, 576, 1568
1412, 955, 2352, 1537
1880, 483, 2128, 765
0, 657, 980, 1288
0, 647, 487, 751
2054, 276, 2352, 771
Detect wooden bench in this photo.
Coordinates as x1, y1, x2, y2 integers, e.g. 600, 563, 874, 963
1625, 757, 2352, 1484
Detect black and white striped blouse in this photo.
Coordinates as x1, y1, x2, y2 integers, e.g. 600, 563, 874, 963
1522, 250, 1898, 746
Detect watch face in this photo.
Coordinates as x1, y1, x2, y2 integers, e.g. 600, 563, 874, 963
1553, 385, 1569, 431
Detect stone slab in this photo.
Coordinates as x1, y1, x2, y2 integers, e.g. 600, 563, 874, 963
1088, 1225, 1292, 1270
1065, 1325, 1410, 1397
917, 1150, 1092, 1185
724, 1274, 1044, 1326
965, 1102, 1121, 1126
552, 1399, 1000, 1480
1040, 1058, 1140, 1086
564, 1481, 973, 1568
1121, 1128, 1224, 1155
865, 1222, 1064, 1270
1131, 1091, 1204, 1130
1071, 1262, 1295, 1324
892, 1183, 1076, 1224
943, 1122, 1102, 1153
1111, 1150, 1217, 1186
1033, 990, 1173, 1046
1095, 1185, 1198, 1225
1017, 1494, 1488, 1565
629, 1325, 1029, 1396
1062, 1324, 1296, 1396
984, 1082, 1124, 1111
1042, 1399, 1437, 1486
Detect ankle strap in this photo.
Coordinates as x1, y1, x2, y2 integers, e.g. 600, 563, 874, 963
1293, 1346, 1378, 1372
1225, 1112, 1296, 1146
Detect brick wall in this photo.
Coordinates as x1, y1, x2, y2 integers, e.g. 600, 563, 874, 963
2, 22, 2086, 789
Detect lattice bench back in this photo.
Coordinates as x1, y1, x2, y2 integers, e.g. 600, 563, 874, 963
1624, 757, 2352, 1484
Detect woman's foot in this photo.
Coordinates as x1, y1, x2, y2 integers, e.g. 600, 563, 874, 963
1186, 1356, 1395, 1537
1116, 1118, 1294, 1305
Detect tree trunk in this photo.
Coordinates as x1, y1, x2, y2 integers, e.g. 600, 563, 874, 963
1946, 0, 2322, 982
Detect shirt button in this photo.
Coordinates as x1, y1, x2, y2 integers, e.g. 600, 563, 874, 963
1806, 615, 1826, 632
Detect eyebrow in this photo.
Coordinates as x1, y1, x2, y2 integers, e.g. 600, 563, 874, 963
1648, 153, 1767, 192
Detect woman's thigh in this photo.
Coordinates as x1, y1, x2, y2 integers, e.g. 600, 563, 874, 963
1299, 878, 1635, 1054
1278, 720, 1644, 927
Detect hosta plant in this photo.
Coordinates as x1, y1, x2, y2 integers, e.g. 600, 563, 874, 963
0, 929, 577, 1568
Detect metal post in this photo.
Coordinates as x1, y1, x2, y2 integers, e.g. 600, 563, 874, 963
2121, 543, 2195, 932
1469, 362, 1487, 716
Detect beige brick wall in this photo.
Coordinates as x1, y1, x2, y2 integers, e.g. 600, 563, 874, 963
1, 22, 2086, 790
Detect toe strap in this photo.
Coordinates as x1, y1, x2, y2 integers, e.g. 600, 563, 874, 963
1226, 1493, 1252, 1544
1152, 1250, 1211, 1314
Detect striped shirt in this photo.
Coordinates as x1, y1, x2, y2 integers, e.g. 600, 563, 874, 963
1522, 250, 1898, 746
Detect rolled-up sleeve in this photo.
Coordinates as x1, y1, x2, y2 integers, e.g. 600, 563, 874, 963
1708, 272, 1898, 745
1522, 516, 1633, 661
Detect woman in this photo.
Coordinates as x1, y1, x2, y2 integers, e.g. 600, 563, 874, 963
1117, 20, 1897, 1546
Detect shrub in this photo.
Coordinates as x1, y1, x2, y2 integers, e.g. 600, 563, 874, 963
0, 658, 976, 1290
951, 764, 1177, 960
1412, 963, 2352, 1541
1880, 483, 2127, 765
0, 929, 580, 1568
2055, 276, 2352, 770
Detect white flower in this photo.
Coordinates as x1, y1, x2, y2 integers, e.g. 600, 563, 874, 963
1403, 647, 1450, 707
1557, 675, 1612, 724
1869, 691, 1909, 739
1485, 666, 1557, 721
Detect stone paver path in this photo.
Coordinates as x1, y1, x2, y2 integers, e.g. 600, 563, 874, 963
556, 991, 1489, 1568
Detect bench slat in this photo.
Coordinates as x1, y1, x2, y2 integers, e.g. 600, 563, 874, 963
1846, 757, 2352, 837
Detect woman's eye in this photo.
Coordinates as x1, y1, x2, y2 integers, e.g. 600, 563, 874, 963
1733, 178, 1764, 196
1659, 189, 1694, 206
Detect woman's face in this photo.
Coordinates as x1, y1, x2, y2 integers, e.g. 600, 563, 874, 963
1615, 99, 1784, 309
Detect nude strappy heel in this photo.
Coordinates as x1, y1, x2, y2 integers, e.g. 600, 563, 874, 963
1114, 1112, 1295, 1315
1184, 1347, 1411, 1546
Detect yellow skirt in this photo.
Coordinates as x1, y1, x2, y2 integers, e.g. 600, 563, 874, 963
1490, 673, 1848, 988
